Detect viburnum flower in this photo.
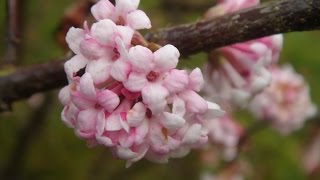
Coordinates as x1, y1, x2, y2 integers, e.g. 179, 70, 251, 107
91, 0, 151, 29
59, 0, 224, 167
205, 114, 243, 161
248, 65, 317, 134
202, 0, 283, 106
65, 19, 133, 84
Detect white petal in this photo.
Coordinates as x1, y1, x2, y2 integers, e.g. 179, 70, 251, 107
117, 146, 137, 160
80, 73, 96, 100
96, 110, 106, 136
86, 58, 112, 85
142, 84, 169, 115
117, 26, 134, 46
200, 101, 225, 121
172, 97, 186, 117
163, 69, 188, 93
127, 102, 146, 127
64, 54, 88, 80
59, 85, 71, 105
115, 0, 139, 13
110, 59, 131, 82
182, 124, 202, 145
91, 19, 118, 45
98, 90, 120, 112
123, 72, 147, 92
154, 45, 180, 72
65, 27, 85, 54
160, 112, 185, 130
128, 45, 154, 73
188, 68, 204, 92
126, 10, 151, 29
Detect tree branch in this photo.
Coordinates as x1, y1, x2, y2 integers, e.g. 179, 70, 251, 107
0, 0, 319, 112
146, 0, 320, 56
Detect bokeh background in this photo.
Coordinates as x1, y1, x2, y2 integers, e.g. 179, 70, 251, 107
1, 0, 320, 179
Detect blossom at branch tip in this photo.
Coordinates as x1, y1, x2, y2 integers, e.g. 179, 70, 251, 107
91, 0, 151, 29
248, 65, 317, 134
59, 0, 225, 166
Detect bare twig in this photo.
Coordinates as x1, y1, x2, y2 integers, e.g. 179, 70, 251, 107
3, 0, 20, 64
0, 0, 320, 112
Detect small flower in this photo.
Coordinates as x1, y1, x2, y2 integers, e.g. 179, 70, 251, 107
65, 19, 133, 84
91, 0, 151, 29
249, 65, 317, 134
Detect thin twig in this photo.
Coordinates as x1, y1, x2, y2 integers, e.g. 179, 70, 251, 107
3, 0, 20, 65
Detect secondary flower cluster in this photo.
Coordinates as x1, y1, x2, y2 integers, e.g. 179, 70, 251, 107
249, 65, 317, 134
59, 0, 224, 167
203, 0, 283, 107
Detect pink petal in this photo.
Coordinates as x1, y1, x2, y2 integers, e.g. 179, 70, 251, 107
64, 54, 88, 80
142, 84, 169, 115
120, 115, 130, 133
86, 58, 112, 85
96, 110, 106, 136
134, 120, 149, 145
170, 146, 190, 158
71, 91, 95, 110
91, 0, 115, 20
127, 102, 146, 127
182, 124, 202, 145
154, 45, 180, 72
96, 134, 113, 147
115, 0, 139, 14
79, 38, 105, 60
77, 109, 98, 134
110, 59, 131, 82
179, 90, 208, 114
188, 68, 204, 92
98, 90, 120, 112
163, 69, 188, 93
80, 73, 97, 100
91, 19, 118, 45
160, 112, 185, 131
123, 72, 147, 92
128, 45, 154, 73
126, 144, 149, 167
65, 27, 85, 54
105, 114, 122, 131
126, 10, 151, 29
61, 103, 79, 128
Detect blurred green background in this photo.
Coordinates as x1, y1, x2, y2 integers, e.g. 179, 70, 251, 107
0, 0, 320, 179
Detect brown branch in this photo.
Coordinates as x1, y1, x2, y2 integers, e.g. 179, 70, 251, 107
3, 0, 20, 65
0, 0, 320, 112
146, 0, 320, 56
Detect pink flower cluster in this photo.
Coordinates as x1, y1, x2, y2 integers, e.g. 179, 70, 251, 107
59, 0, 224, 166
249, 65, 317, 134
203, 0, 283, 107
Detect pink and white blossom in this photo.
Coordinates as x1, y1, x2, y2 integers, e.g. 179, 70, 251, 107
91, 0, 151, 29
202, 0, 283, 107
249, 65, 317, 134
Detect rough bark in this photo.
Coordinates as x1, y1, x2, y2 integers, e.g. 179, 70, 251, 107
0, 0, 320, 112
